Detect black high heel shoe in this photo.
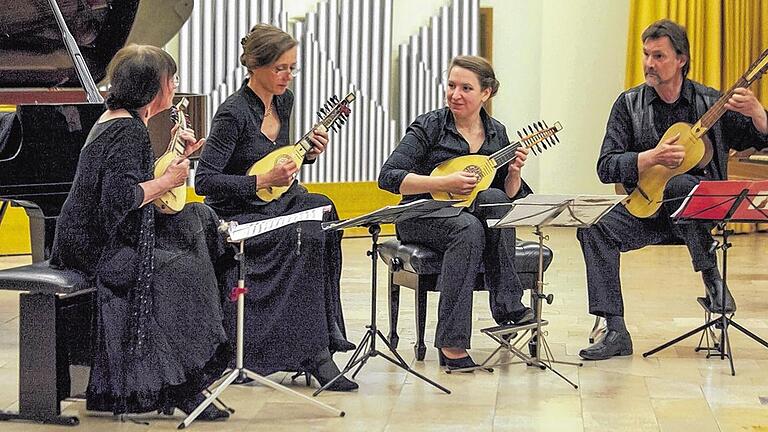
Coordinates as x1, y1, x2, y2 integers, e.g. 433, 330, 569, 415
438, 349, 478, 372
329, 321, 356, 353
306, 348, 359, 392
164, 393, 230, 421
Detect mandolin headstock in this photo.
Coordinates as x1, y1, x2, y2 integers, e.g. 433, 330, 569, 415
515, 120, 563, 155
316, 92, 356, 133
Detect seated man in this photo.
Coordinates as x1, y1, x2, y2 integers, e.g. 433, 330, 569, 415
577, 19, 768, 360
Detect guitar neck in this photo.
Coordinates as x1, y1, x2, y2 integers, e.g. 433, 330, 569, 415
695, 76, 751, 137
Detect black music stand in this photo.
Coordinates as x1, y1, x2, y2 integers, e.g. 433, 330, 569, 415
643, 180, 768, 375
474, 194, 625, 388
313, 199, 455, 396
180, 207, 344, 428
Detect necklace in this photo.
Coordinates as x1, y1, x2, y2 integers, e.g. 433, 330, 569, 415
264, 102, 274, 118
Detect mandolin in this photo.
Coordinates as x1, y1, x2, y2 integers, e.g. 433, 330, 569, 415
247, 92, 355, 202
153, 98, 190, 214
430, 121, 563, 207
625, 47, 768, 218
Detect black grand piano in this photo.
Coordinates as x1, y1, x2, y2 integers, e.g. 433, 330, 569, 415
0, 0, 202, 425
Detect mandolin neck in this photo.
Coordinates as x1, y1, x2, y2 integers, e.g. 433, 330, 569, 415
489, 142, 522, 167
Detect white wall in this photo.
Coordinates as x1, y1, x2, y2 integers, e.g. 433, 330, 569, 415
538, 0, 630, 194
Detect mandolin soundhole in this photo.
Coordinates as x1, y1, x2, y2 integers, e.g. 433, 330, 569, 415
274, 154, 293, 167
464, 165, 483, 180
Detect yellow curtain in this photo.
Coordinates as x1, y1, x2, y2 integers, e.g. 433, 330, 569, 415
625, 0, 722, 90
723, 0, 768, 105
626, 0, 768, 233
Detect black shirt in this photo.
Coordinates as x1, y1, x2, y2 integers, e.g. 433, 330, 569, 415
378, 106, 532, 203
597, 79, 768, 187
196, 80, 313, 216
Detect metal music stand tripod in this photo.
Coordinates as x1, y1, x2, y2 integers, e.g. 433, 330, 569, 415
180, 208, 344, 428
642, 180, 768, 375
313, 199, 455, 396
469, 194, 625, 388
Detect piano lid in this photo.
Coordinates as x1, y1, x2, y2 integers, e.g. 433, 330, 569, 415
0, 0, 193, 89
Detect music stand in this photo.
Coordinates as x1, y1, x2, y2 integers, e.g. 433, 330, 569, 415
642, 180, 768, 375
475, 194, 626, 388
179, 206, 344, 429
313, 199, 456, 396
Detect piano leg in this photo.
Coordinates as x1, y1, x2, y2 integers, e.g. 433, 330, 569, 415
0, 292, 80, 426
25, 207, 56, 263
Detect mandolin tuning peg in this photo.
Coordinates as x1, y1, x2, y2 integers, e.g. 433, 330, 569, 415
332, 95, 339, 102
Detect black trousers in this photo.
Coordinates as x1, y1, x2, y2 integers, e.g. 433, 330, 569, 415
396, 188, 526, 349
576, 174, 717, 318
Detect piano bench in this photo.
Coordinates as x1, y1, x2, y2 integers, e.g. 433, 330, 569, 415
0, 261, 95, 426
378, 238, 553, 361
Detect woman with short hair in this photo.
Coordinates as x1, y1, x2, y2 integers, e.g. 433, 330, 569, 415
51, 44, 231, 419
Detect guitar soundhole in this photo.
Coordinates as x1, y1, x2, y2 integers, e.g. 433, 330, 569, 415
464, 165, 483, 181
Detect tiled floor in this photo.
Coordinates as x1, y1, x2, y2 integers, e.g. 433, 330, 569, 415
1, 227, 767, 431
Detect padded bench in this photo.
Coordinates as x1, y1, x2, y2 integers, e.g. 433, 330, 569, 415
379, 238, 553, 360
0, 261, 95, 426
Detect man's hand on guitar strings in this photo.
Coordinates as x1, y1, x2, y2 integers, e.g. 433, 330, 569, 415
725, 87, 768, 134
653, 133, 685, 169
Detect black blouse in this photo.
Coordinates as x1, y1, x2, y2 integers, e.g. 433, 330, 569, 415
196, 80, 316, 216
379, 106, 532, 204
50, 117, 151, 279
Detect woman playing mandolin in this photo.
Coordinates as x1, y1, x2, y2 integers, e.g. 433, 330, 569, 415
195, 24, 357, 391
378, 55, 536, 370
50, 44, 231, 420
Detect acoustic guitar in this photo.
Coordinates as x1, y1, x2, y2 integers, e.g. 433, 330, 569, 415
625, 48, 768, 218
431, 121, 563, 207
153, 97, 190, 214
247, 92, 356, 202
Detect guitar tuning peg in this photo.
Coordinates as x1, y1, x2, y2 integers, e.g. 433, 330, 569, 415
317, 111, 323, 119
553, 134, 561, 143
533, 122, 541, 131
538, 121, 545, 130
531, 147, 538, 156
517, 131, 524, 139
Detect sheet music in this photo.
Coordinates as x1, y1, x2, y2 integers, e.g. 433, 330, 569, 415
488, 194, 626, 228
322, 199, 461, 231
227, 205, 331, 241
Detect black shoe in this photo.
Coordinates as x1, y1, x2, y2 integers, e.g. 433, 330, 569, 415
306, 349, 359, 392
702, 268, 736, 313
502, 307, 535, 326
578, 330, 633, 361
438, 349, 477, 372
167, 393, 230, 421
329, 321, 356, 352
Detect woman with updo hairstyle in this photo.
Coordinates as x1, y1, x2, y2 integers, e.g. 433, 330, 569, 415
50, 44, 231, 420
379, 55, 535, 371
195, 24, 357, 391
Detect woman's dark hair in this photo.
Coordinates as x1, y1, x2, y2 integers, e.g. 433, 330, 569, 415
449, 55, 499, 97
105, 44, 177, 110
642, 19, 690, 77
240, 23, 298, 71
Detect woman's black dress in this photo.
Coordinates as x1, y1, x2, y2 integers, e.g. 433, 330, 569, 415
50, 114, 230, 414
195, 81, 348, 375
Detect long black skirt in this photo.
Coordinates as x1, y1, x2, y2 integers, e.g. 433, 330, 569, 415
86, 203, 231, 414
218, 187, 346, 375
